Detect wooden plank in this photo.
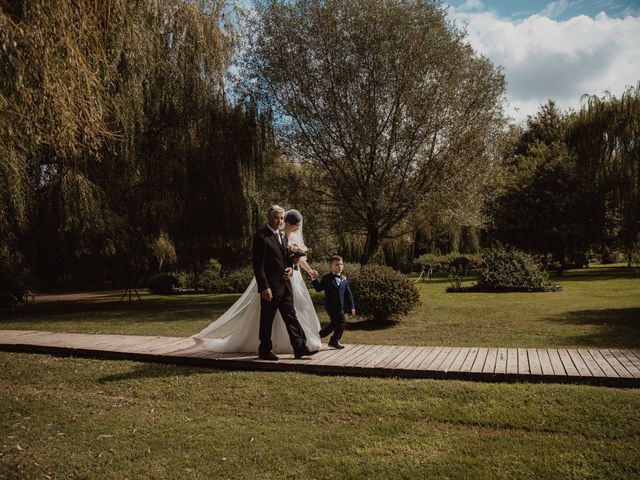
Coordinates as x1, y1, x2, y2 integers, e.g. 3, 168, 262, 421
577, 349, 606, 378
349, 344, 387, 368
0, 330, 46, 342
146, 338, 194, 355
547, 349, 567, 376
416, 347, 446, 371
405, 346, 435, 370
305, 346, 348, 366
470, 348, 488, 373
482, 348, 498, 374
386, 346, 420, 369
360, 345, 401, 369
458, 348, 479, 373
449, 348, 472, 372
557, 349, 580, 377
567, 349, 591, 377
599, 350, 635, 378
506, 348, 519, 375
600, 350, 634, 378
622, 351, 640, 376
395, 347, 427, 371
588, 349, 619, 378
314, 344, 367, 366
537, 349, 555, 376
494, 348, 507, 374
517, 348, 530, 375
429, 347, 454, 371
345, 345, 385, 368
527, 349, 542, 376
330, 344, 374, 367
372, 346, 411, 369
609, 350, 640, 378
439, 347, 463, 373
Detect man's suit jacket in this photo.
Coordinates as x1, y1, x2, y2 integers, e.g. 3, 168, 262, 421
312, 273, 355, 315
252, 225, 293, 296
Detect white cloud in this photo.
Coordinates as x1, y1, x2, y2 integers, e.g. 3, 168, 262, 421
539, 0, 573, 19
458, 0, 485, 11
449, 7, 640, 123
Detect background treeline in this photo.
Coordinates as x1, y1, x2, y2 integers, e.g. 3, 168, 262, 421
489, 91, 640, 271
1, 0, 638, 295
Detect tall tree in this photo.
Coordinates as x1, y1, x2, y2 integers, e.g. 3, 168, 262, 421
243, 0, 505, 264
1, 0, 274, 289
567, 84, 640, 262
488, 101, 604, 267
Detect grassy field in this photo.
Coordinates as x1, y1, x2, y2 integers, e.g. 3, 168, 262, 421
1, 264, 639, 479
1, 264, 638, 348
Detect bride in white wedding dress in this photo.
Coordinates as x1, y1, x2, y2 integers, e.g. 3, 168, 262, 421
192, 209, 322, 353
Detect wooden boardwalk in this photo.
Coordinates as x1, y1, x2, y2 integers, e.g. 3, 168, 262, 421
1, 330, 640, 387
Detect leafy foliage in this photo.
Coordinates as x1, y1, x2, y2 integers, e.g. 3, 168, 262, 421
476, 245, 548, 292
416, 253, 482, 274
488, 101, 602, 266
147, 273, 181, 295
245, 0, 505, 264
348, 265, 420, 323
567, 84, 640, 261
0, 0, 276, 290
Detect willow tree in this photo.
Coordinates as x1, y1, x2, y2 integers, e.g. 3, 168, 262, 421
568, 84, 640, 261
1, 0, 271, 288
243, 0, 505, 264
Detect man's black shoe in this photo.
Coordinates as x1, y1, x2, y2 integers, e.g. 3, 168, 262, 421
258, 351, 279, 361
294, 348, 319, 359
328, 341, 345, 349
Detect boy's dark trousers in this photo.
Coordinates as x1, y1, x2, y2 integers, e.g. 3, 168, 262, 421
319, 310, 345, 343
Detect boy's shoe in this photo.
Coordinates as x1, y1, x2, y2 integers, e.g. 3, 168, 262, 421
328, 340, 345, 349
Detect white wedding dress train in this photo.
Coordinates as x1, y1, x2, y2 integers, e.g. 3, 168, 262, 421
192, 268, 322, 353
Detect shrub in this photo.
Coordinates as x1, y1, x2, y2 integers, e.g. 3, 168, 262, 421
0, 258, 40, 299
348, 264, 420, 323
476, 245, 548, 291
219, 266, 254, 293
198, 268, 224, 293
147, 273, 181, 294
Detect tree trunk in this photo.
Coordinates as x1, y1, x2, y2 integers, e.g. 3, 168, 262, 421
360, 225, 380, 265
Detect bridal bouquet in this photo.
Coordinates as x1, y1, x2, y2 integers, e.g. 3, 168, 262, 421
287, 242, 309, 260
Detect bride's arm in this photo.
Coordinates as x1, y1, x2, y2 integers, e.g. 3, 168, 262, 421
297, 256, 316, 276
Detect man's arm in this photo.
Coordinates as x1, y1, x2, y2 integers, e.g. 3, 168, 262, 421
252, 232, 269, 292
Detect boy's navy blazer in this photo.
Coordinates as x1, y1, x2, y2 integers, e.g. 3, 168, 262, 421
312, 273, 355, 314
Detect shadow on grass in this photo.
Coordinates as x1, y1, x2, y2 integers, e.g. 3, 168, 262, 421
0, 295, 238, 324
548, 307, 640, 349
98, 362, 209, 383
345, 318, 398, 331
548, 266, 639, 282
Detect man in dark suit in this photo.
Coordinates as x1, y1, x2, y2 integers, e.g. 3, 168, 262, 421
252, 205, 315, 360
311, 255, 356, 349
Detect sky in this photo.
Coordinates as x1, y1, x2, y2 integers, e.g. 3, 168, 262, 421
444, 0, 640, 122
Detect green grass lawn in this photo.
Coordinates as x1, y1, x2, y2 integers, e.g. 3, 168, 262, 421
1, 265, 639, 479
1, 264, 638, 349
2, 354, 639, 479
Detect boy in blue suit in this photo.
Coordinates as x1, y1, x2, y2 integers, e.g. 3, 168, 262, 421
311, 255, 356, 349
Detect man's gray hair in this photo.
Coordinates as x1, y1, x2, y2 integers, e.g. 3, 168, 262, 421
267, 205, 285, 219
